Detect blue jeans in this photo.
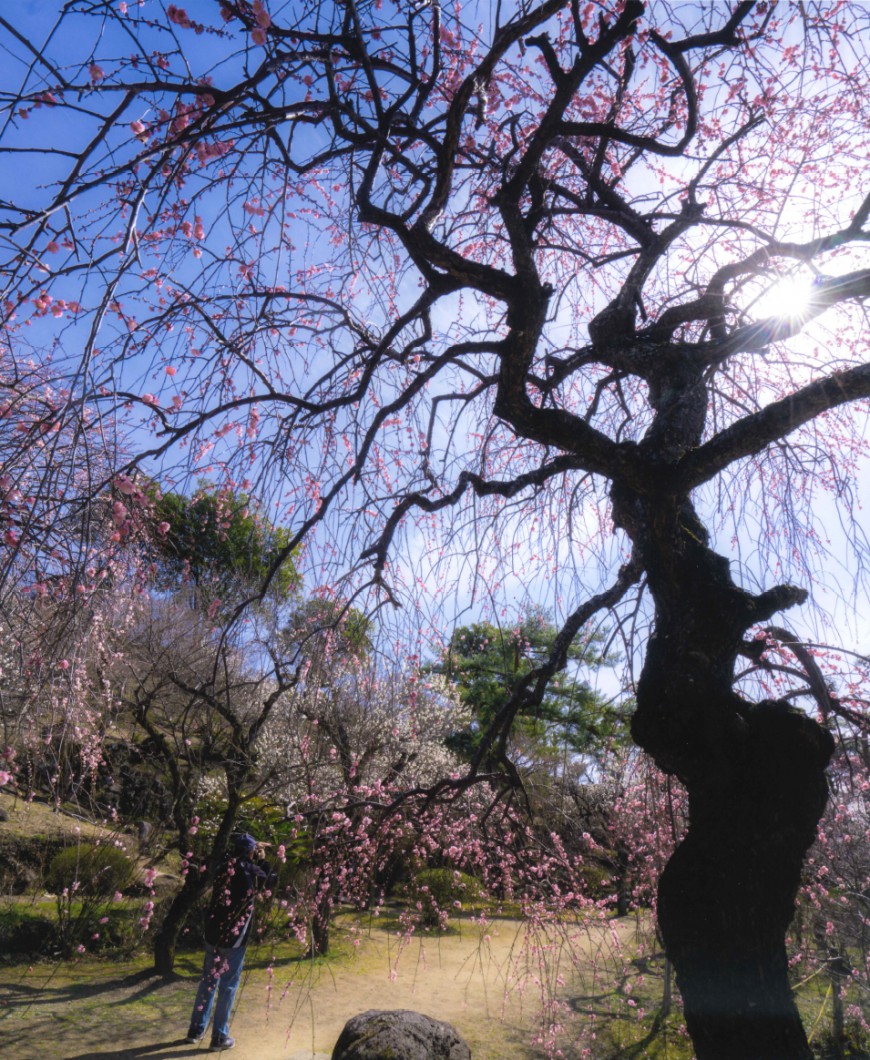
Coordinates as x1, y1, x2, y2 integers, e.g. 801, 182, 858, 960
188, 943, 246, 1042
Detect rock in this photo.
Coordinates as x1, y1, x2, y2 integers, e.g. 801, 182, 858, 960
136, 820, 153, 852
331, 1009, 472, 1060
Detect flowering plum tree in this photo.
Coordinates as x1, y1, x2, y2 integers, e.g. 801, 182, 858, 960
109, 590, 298, 973
258, 655, 471, 956
2, 1, 870, 1054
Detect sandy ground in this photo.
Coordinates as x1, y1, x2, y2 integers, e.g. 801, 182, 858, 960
1, 914, 632, 1060
0, 792, 637, 1058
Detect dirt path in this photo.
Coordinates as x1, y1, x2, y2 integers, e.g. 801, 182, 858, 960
1, 915, 632, 1059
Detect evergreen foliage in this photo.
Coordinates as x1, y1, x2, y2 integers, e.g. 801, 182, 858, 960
433, 612, 625, 766
152, 487, 299, 603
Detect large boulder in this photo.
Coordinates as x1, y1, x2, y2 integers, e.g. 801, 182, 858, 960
331, 1009, 472, 1060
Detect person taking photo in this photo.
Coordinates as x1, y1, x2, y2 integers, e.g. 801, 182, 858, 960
185, 833, 273, 1052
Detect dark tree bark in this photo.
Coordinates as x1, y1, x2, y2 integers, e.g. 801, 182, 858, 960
153, 787, 244, 975
304, 897, 331, 959
616, 486, 834, 1058
153, 870, 209, 976
124, 635, 288, 976
656, 704, 832, 1059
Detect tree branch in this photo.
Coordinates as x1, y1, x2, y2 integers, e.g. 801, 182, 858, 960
679, 361, 870, 488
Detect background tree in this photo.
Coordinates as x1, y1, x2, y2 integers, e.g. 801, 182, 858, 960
40, 482, 300, 974
109, 592, 295, 974
282, 597, 374, 674
260, 663, 469, 956
434, 611, 624, 769
2, 2, 870, 1055
132, 487, 299, 972
151, 485, 298, 606
259, 599, 465, 955
434, 612, 645, 923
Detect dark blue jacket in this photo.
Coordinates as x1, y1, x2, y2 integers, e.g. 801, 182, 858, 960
204, 854, 271, 948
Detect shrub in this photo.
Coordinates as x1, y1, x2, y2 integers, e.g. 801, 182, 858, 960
0, 835, 65, 896
581, 858, 615, 902
46, 843, 135, 897
193, 792, 306, 854
45, 843, 136, 955
414, 868, 483, 927
0, 902, 56, 955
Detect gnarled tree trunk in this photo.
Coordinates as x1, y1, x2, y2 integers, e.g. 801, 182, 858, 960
153, 870, 210, 976
655, 701, 832, 1059
617, 485, 834, 1059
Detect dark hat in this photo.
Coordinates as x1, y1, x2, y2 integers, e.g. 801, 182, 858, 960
233, 833, 258, 855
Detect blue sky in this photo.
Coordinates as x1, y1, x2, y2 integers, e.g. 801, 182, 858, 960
1, 1, 868, 704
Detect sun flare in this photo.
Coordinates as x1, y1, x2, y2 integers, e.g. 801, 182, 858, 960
755, 273, 814, 320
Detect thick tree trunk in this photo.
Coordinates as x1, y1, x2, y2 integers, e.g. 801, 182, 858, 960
614, 483, 834, 1058
656, 701, 832, 1059
153, 872, 208, 975
153, 788, 244, 975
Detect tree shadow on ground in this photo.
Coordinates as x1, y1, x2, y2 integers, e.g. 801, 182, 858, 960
0, 966, 191, 1058
61, 1041, 203, 1059
1, 967, 173, 1010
